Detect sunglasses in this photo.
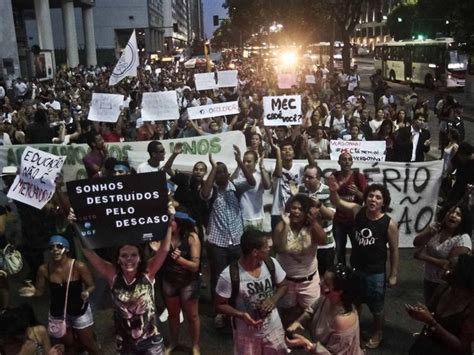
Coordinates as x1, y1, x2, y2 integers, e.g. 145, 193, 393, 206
49, 243, 65, 251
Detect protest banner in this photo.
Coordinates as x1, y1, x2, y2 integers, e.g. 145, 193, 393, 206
217, 70, 238, 88
194, 72, 218, 91
109, 30, 138, 86
141, 91, 179, 121
305, 75, 316, 84
67, 172, 169, 249
277, 73, 297, 89
263, 95, 302, 126
187, 101, 239, 120
0, 131, 247, 183
330, 140, 386, 162
7, 147, 65, 209
88, 93, 124, 123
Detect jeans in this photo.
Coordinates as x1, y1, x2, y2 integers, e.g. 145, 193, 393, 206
333, 222, 355, 265
206, 242, 241, 302
317, 247, 335, 277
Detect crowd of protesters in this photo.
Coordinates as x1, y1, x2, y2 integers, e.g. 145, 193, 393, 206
0, 51, 472, 355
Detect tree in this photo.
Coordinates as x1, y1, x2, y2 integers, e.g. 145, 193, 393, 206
386, 4, 416, 40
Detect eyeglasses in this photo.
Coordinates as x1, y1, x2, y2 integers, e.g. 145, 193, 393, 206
49, 243, 65, 251
304, 174, 317, 180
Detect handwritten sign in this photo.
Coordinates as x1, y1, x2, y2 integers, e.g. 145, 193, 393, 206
330, 140, 386, 162
194, 73, 218, 91
217, 70, 238, 88
88, 93, 124, 122
187, 101, 239, 120
263, 95, 302, 126
67, 172, 169, 249
141, 91, 179, 121
7, 147, 65, 209
277, 73, 297, 89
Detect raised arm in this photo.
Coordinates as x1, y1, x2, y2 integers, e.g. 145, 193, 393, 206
259, 157, 271, 190
272, 214, 290, 253
266, 128, 282, 177
147, 222, 172, 279
233, 145, 256, 186
162, 142, 183, 177
200, 154, 217, 200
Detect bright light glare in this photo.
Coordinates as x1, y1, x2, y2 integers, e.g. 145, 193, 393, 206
281, 52, 297, 66
448, 63, 465, 69
228, 63, 236, 69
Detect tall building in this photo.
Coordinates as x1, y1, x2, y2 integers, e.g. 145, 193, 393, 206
162, 0, 190, 53
188, 0, 204, 43
1, 0, 97, 80
352, 0, 402, 51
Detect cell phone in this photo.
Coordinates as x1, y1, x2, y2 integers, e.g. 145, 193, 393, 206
285, 330, 295, 339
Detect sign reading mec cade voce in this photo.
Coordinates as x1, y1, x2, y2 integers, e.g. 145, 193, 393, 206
67, 172, 169, 249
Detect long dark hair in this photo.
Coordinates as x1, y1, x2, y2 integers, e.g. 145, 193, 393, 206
438, 203, 472, 236
174, 206, 198, 240
328, 264, 362, 313
114, 244, 148, 276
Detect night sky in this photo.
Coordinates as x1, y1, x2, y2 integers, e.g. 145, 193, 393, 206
202, 0, 227, 39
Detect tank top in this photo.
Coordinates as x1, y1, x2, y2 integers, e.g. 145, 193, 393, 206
352, 208, 391, 274
48, 263, 87, 317
162, 234, 199, 288
276, 226, 318, 278
111, 273, 159, 346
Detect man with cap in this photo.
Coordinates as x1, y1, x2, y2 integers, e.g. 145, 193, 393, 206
19, 235, 100, 354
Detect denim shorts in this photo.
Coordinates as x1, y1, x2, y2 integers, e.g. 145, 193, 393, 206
162, 278, 201, 301
358, 271, 386, 314
49, 304, 94, 330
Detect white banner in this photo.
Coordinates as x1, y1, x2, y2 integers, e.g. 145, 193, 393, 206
263, 95, 302, 126
109, 30, 139, 86
88, 93, 124, 123
141, 91, 179, 121
187, 101, 239, 120
305, 75, 316, 84
330, 140, 386, 162
194, 72, 217, 91
7, 147, 66, 209
217, 70, 238, 88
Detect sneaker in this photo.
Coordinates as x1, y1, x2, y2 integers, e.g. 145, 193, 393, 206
159, 309, 169, 322
214, 314, 225, 329
179, 310, 184, 324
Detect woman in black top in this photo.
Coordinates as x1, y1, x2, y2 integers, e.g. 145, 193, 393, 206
161, 209, 201, 355
19, 235, 99, 354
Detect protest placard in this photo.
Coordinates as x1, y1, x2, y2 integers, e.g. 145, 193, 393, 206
217, 70, 238, 88
141, 91, 179, 121
305, 75, 316, 84
187, 101, 239, 120
7, 147, 65, 209
194, 72, 218, 91
88, 93, 124, 122
277, 73, 297, 89
330, 140, 386, 162
67, 172, 169, 249
263, 95, 302, 126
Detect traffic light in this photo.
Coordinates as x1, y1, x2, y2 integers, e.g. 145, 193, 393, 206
173, 23, 178, 32
31, 44, 41, 55
213, 15, 219, 26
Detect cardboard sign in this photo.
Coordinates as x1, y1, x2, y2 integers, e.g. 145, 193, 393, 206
194, 72, 218, 91
67, 172, 169, 249
217, 70, 238, 88
263, 95, 302, 126
187, 101, 239, 120
7, 147, 65, 209
141, 91, 179, 121
277, 73, 297, 89
88, 93, 124, 122
330, 140, 386, 162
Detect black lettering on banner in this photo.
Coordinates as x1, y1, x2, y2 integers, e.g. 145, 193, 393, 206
398, 206, 413, 235
361, 163, 381, 184
413, 167, 430, 193
415, 206, 434, 233
383, 168, 402, 192
403, 164, 410, 193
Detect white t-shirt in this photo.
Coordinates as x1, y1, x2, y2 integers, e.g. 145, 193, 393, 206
424, 233, 472, 283
271, 164, 302, 216
369, 119, 383, 134
216, 257, 286, 336
137, 161, 161, 173
235, 170, 264, 220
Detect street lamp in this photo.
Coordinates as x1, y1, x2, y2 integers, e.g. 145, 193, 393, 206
397, 17, 403, 23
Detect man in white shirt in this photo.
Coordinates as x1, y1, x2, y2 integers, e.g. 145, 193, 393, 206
137, 140, 182, 175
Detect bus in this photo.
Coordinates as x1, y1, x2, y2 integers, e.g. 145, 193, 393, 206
305, 42, 348, 67
374, 38, 467, 89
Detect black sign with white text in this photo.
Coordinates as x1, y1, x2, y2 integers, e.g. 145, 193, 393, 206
67, 172, 169, 249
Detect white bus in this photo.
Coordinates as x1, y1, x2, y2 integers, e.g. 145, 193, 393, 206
374, 38, 467, 89
305, 42, 349, 67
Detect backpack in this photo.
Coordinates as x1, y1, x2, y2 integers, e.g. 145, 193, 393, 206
228, 256, 276, 307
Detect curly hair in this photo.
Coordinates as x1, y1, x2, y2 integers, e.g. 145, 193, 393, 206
114, 244, 148, 276
363, 184, 391, 212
